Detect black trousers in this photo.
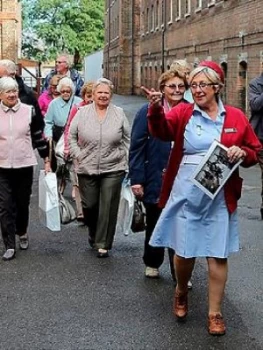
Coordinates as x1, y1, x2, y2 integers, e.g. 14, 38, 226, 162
143, 203, 175, 279
0, 167, 33, 250
78, 171, 125, 250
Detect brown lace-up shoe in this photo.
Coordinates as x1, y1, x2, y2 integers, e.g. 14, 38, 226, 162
208, 314, 226, 335
173, 289, 188, 319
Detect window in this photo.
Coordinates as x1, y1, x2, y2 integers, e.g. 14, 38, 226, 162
185, 0, 191, 16
151, 4, 154, 31
176, 0, 181, 20
146, 7, 150, 33
168, 0, 173, 23
155, 1, 160, 28
196, 0, 202, 10
208, 0, 216, 6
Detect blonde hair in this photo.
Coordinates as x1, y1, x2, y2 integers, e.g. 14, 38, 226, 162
170, 59, 192, 74
81, 81, 94, 99
158, 69, 188, 91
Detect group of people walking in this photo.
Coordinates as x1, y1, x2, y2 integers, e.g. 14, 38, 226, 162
0, 56, 261, 337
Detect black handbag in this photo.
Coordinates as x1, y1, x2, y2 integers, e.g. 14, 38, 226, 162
131, 200, 146, 233
52, 124, 64, 143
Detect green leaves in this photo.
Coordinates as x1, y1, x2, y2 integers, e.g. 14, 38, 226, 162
21, 0, 104, 62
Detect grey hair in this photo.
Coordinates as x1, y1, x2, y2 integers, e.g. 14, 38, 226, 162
57, 53, 72, 67
170, 59, 192, 73
57, 77, 75, 94
93, 78, 114, 95
0, 59, 16, 75
189, 66, 224, 87
0, 76, 18, 93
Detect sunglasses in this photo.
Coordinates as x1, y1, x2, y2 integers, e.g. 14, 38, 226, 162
60, 90, 71, 94
56, 61, 66, 64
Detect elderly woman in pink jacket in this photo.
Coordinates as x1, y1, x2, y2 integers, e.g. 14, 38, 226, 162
0, 77, 50, 261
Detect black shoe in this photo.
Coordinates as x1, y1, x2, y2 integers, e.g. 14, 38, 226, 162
3, 249, 16, 261
260, 208, 263, 220
97, 249, 109, 258
88, 237, 95, 249
19, 234, 29, 250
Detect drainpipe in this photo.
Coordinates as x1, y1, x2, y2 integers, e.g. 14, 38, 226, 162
161, 0, 167, 73
131, 0, 135, 95
107, 5, 111, 79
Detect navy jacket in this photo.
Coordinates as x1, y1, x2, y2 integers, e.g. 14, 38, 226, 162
129, 103, 171, 204
249, 73, 263, 142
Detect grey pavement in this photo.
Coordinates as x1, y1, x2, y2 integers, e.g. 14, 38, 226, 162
0, 95, 262, 350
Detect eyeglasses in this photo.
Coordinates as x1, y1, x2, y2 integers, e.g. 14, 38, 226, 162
3, 89, 18, 95
56, 61, 66, 64
190, 82, 217, 90
60, 90, 71, 94
164, 84, 186, 90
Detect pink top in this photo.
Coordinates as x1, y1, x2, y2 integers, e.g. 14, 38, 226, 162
64, 100, 88, 153
38, 90, 53, 117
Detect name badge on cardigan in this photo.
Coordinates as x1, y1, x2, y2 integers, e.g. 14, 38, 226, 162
224, 128, 237, 133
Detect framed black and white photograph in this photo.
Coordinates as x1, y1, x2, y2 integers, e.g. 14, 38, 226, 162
190, 140, 243, 199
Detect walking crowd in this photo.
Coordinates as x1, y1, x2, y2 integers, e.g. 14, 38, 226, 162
0, 55, 261, 337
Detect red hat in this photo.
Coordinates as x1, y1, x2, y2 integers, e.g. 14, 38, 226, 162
199, 60, 225, 84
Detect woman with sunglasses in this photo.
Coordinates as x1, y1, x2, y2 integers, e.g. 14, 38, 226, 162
142, 61, 261, 335
38, 74, 64, 117
44, 77, 81, 200
129, 69, 190, 281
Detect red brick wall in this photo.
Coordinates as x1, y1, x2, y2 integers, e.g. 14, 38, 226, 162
105, 0, 263, 112
0, 0, 21, 61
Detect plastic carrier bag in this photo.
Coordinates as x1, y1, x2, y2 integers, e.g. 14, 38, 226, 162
116, 178, 135, 236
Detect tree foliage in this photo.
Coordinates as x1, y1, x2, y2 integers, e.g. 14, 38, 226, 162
22, 0, 105, 63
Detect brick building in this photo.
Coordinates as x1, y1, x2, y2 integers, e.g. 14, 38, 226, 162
0, 0, 21, 61
104, 0, 263, 112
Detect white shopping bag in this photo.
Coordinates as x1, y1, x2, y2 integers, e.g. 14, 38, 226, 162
39, 170, 61, 231
116, 178, 135, 236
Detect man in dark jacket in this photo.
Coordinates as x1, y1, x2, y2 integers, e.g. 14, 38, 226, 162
42, 53, 84, 96
248, 72, 263, 218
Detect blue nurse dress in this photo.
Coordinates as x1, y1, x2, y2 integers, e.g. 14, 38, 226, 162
149, 100, 239, 258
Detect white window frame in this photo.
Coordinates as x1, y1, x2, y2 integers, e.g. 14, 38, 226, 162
185, 0, 191, 17
176, 0, 182, 21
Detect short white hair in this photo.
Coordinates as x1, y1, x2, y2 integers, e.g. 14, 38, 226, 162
57, 53, 72, 68
57, 77, 75, 94
0, 76, 18, 93
0, 59, 16, 75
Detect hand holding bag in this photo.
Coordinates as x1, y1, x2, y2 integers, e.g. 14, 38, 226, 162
131, 200, 146, 233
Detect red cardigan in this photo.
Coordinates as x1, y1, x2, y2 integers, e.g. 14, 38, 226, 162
148, 103, 261, 213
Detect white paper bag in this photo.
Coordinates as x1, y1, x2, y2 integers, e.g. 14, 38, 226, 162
39, 170, 61, 231
116, 178, 135, 236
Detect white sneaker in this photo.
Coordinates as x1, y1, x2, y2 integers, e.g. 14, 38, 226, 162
187, 280, 193, 289
145, 266, 159, 278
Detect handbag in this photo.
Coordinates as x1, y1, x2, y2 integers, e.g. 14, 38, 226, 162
38, 170, 61, 231
131, 200, 146, 233
52, 124, 64, 143
59, 193, 76, 224
116, 178, 135, 236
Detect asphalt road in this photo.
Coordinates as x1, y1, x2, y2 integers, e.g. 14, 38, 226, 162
0, 95, 262, 350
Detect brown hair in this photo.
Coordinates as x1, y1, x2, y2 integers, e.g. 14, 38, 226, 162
158, 69, 188, 91
81, 81, 94, 99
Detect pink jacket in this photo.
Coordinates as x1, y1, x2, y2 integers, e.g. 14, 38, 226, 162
0, 101, 37, 168
64, 100, 88, 153
38, 90, 53, 117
